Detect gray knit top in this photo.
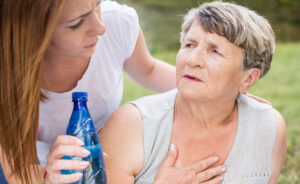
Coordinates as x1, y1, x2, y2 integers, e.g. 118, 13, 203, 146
131, 89, 276, 184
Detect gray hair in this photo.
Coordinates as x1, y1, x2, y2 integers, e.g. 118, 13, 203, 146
180, 1, 275, 78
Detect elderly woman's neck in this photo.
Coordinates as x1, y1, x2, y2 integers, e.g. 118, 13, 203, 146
174, 93, 238, 129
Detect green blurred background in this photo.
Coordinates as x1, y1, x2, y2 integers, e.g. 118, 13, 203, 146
118, 0, 300, 183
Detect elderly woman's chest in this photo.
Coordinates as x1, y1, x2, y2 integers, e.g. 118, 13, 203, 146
170, 121, 238, 167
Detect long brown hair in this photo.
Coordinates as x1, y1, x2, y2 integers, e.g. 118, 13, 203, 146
0, 0, 66, 183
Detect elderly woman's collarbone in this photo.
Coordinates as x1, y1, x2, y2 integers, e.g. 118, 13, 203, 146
171, 120, 238, 167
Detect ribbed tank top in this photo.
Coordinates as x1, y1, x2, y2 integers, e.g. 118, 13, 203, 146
131, 89, 276, 184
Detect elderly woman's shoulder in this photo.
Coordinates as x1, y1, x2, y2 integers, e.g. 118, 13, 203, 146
273, 108, 286, 136
127, 89, 178, 117
103, 89, 177, 129
238, 93, 286, 131
238, 93, 274, 112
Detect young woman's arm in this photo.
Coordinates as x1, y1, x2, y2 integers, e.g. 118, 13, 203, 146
124, 28, 176, 93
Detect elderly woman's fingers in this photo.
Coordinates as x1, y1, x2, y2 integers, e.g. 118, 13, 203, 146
188, 156, 220, 172
159, 144, 178, 168
196, 165, 226, 183
48, 159, 89, 171
47, 171, 83, 184
201, 175, 224, 184
50, 135, 84, 153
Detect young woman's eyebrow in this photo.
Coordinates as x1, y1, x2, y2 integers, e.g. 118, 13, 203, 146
67, 11, 91, 23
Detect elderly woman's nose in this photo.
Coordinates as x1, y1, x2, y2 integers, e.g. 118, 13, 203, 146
186, 50, 206, 68
89, 12, 106, 36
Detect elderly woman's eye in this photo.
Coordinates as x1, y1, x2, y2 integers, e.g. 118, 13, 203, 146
212, 49, 220, 55
185, 43, 193, 48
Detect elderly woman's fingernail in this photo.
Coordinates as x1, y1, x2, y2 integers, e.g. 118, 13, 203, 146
76, 139, 84, 146
222, 166, 227, 172
169, 144, 175, 151
219, 176, 224, 181
82, 149, 90, 155
213, 156, 219, 162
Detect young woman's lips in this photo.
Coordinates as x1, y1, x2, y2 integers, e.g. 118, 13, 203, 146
84, 42, 98, 48
183, 74, 203, 82
85, 39, 99, 48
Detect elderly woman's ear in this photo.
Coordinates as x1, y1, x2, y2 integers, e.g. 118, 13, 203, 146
239, 68, 261, 94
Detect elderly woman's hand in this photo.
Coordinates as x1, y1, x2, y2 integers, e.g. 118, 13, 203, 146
153, 144, 226, 184
45, 135, 90, 184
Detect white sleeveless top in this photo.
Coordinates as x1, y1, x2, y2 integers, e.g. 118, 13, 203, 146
131, 89, 276, 184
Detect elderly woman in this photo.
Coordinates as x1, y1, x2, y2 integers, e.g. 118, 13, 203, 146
100, 1, 286, 184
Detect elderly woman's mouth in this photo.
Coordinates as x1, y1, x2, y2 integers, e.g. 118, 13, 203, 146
183, 74, 203, 82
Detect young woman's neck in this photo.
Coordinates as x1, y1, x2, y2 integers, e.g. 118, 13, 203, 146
42, 56, 90, 93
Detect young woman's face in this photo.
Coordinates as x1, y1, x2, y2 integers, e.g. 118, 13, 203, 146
46, 0, 105, 60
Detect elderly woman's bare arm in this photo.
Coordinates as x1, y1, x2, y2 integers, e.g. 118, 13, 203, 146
268, 109, 287, 184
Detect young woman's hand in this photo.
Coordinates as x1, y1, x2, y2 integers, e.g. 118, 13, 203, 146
245, 93, 272, 106
153, 144, 226, 184
45, 135, 90, 184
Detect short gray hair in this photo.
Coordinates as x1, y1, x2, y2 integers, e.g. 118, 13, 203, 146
180, 1, 275, 78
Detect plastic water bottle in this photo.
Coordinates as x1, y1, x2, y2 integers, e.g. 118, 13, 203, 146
61, 92, 107, 184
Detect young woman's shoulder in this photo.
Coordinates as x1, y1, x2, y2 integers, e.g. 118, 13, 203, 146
101, 1, 137, 19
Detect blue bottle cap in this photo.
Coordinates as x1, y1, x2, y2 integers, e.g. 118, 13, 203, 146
72, 92, 88, 102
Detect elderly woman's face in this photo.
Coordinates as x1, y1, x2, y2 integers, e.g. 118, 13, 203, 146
176, 20, 245, 101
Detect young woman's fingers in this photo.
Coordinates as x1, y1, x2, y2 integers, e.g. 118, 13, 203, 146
47, 172, 83, 184
49, 159, 89, 171
50, 135, 84, 152
48, 144, 90, 160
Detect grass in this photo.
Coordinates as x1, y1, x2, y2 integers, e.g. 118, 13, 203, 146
121, 42, 300, 183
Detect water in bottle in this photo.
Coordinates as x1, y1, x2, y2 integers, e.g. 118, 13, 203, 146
61, 92, 107, 184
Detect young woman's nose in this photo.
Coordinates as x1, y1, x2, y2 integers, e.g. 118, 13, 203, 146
88, 11, 106, 36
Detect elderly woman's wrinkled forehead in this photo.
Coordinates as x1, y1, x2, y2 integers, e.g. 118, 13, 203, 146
180, 1, 275, 78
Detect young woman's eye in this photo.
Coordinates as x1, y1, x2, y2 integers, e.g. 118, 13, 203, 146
69, 19, 86, 30
96, 0, 102, 6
